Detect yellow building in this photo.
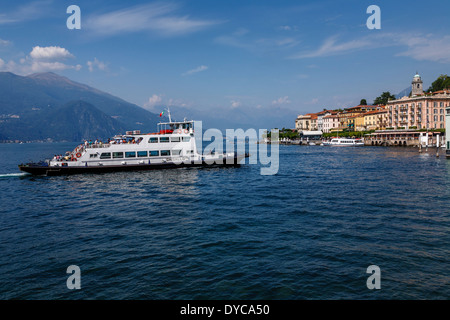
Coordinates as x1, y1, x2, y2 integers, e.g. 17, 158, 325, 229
347, 113, 366, 131
364, 109, 388, 130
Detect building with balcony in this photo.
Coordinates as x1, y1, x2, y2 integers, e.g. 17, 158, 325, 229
386, 73, 450, 130
364, 108, 388, 130
295, 113, 318, 132
322, 113, 339, 133
446, 105, 450, 157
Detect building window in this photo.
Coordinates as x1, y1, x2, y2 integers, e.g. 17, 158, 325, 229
434, 109, 438, 114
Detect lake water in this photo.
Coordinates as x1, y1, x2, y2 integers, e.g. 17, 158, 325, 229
0, 142, 448, 299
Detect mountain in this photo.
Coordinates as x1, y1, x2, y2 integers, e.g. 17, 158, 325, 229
0, 72, 160, 141
1, 101, 126, 141
395, 87, 411, 99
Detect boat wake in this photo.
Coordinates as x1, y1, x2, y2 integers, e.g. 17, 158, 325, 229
0, 173, 30, 178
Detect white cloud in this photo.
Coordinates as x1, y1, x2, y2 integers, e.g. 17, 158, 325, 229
30, 46, 74, 60
30, 61, 82, 72
290, 35, 371, 59
393, 34, 450, 64
87, 58, 108, 72
182, 65, 208, 76
216, 28, 300, 52
289, 33, 450, 64
0, 0, 53, 25
0, 58, 4, 68
0, 39, 11, 46
144, 94, 163, 110
86, 3, 221, 37
0, 45, 82, 74
230, 100, 241, 109
278, 25, 292, 31
272, 96, 291, 105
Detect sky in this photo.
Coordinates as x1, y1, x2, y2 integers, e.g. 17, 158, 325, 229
1, 0, 450, 130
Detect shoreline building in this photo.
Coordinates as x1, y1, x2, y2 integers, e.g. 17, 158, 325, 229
386, 73, 450, 130
447, 103, 450, 157
363, 109, 388, 131
322, 112, 339, 133
295, 113, 318, 131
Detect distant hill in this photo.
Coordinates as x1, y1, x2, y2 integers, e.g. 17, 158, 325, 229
0, 72, 160, 141
395, 87, 411, 99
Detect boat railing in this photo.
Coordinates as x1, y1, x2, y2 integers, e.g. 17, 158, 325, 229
85, 143, 111, 149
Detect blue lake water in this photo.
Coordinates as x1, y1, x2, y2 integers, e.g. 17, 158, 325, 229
0, 142, 449, 299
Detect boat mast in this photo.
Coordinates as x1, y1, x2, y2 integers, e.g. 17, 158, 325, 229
166, 106, 172, 123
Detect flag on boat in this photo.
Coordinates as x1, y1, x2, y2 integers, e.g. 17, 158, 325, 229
159, 111, 164, 117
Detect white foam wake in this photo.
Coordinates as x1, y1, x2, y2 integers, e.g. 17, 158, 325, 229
0, 173, 30, 178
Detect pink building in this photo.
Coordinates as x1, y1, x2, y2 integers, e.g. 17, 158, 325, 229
386, 74, 450, 129
322, 113, 340, 133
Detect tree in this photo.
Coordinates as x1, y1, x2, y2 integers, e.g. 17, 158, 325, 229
427, 74, 450, 92
360, 99, 367, 105
373, 92, 395, 105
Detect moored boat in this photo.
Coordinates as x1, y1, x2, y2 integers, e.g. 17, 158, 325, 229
322, 138, 364, 146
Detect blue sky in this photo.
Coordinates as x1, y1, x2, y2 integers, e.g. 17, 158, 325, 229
1, 0, 450, 129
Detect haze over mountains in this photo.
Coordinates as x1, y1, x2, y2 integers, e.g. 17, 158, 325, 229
0, 72, 160, 141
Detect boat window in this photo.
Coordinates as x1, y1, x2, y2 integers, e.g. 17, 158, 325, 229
137, 151, 148, 157
149, 150, 159, 157
171, 137, 180, 142
172, 149, 181, 156
125, 151, 136, 158
160, 137, 170, 143
89, 154, 98, 158
182, 137, 190, 142
149, 137, 158, 143
100, 152, 111, 159
113, 152, 124, 159
161, 150, 170, 156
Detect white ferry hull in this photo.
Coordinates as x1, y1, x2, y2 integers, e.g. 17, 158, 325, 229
19, 154, 248, 176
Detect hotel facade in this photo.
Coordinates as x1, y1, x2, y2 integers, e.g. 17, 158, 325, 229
386, 74, 450, 130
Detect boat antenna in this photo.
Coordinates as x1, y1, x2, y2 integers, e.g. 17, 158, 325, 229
166, 106, 172, 123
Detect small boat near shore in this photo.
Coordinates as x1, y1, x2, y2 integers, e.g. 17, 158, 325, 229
322, 138, 364, 146
18, 115, 249, 176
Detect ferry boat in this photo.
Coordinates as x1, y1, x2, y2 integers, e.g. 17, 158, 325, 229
322, 138, 364, 146
18, 115, 249, 176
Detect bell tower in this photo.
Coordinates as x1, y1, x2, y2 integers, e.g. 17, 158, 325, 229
411, 72, 423, 96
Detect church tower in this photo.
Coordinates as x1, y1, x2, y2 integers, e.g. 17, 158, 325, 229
411, 72, 423, 96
